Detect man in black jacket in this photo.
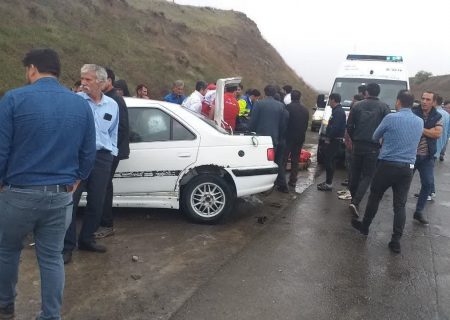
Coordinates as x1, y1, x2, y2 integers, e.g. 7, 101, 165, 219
318, 93, 346, 191
346, 83, 390, 216
283, 90, 309, 187
250, 85, 288, 192
94, 68, 130, 240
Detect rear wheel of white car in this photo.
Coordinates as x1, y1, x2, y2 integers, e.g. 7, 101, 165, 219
182, 174, 235, 224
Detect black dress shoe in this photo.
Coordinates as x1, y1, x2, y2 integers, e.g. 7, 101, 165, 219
317, 183, 332, 191
413, 212, 429, 225
78, 241, 107, 253
62, 251, 72, 265
388, 241, 401, 254
351, 219, 368, 235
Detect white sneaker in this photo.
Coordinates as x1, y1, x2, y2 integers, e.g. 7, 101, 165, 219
338, 191, 352, 200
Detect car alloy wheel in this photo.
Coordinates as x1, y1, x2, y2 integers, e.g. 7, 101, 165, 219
190, 182, 226, 218
182, 173, 235, 223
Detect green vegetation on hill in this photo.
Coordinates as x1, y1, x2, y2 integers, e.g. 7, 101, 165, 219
0, 0, 316, 106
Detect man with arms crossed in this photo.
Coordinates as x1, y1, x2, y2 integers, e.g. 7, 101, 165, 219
0, 49, 96, 319
352, 90, 423, 254
411, 91, 442, 225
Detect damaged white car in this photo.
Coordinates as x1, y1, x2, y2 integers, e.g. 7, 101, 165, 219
103, 77, 277, 223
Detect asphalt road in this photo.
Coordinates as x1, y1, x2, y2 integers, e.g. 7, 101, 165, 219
14, 131, 450, 319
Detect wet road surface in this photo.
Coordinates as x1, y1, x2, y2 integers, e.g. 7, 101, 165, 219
14, 131, 450, 319
171, 155, 450, 320
16, 141, 317, 320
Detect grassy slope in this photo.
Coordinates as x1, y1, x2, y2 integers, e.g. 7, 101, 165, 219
0, 0, 316, 106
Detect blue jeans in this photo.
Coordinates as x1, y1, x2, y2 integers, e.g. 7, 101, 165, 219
414, 155, 435, 214
0, 187, 72, 320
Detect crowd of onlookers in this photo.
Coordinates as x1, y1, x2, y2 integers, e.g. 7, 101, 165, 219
317, 82, 450, 254
0, 46, 312, 320
5, 47, 450, 320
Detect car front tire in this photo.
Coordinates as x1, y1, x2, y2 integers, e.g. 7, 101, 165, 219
181, 174, 235, 224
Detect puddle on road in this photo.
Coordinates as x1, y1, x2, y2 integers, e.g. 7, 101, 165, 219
292, 143, 318, 194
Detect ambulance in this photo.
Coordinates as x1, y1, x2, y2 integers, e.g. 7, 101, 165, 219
317, 54, 410, 163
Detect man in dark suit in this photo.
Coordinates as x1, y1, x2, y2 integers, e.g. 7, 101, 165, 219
249, 85, 289, 192
283, 90, 309, 187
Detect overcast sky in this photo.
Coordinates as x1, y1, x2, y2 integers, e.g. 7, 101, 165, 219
173, 0, 450, 91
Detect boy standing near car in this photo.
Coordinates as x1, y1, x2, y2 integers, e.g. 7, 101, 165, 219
0, 49, 96, 320
317, 93, 346, 191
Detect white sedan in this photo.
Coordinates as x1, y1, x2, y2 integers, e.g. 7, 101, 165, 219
109, 79, 277, 223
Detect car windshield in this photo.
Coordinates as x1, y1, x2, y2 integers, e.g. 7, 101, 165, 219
181, 107, 230, 134
330, 78, 408, 110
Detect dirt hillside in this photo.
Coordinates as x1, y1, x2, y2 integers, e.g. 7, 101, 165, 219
410, 75, 450, 102
0, 0, 316, 106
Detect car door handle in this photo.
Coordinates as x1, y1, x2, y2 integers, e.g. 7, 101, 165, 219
177, 152, 191, 158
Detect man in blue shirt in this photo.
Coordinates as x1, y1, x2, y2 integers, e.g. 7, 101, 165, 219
164, 80, 186, 105
429, 96, 450, 197
63, 64, 119, 264
352, 90, 423, 254
0, 49, 96, 320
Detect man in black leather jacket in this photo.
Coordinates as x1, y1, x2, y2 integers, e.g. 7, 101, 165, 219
318, 93, 346, 191
346, 83, 390, 217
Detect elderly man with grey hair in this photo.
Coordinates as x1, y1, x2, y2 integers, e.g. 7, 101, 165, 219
164, 79, 186, 105
63, 64, 119, 264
